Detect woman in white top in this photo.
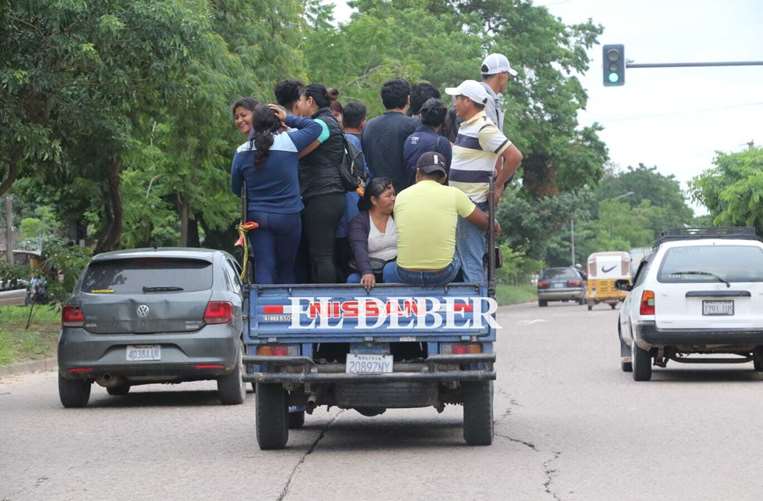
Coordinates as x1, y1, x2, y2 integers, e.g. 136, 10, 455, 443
347, 177, 397, 290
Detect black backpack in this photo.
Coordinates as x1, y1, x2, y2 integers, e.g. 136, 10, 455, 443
338, 136, 367, 191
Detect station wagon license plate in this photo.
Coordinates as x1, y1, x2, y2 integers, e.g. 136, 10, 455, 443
126, 345, 161, 361
702, 300, 734, 316
346, 354, 393, 375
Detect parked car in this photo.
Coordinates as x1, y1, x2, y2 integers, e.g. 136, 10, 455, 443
617, 227, 763, 381
57, 248, 247, 407
537, 267, 586, 307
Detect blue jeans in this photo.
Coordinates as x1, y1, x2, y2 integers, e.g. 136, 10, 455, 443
248, 211, 301, 284
385, 256, 461, 286
347, 261, 398, 284
456, 201, 488, 283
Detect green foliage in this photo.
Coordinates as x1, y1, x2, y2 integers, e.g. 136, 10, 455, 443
495, 284, 537, 306
496, 243, 544, 286
0, 306, 60, 366
41, 240, 92, 303
0, 261, 29, 289
691, 147, 763, 234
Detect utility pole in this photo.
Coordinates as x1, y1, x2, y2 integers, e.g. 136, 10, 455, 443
5, 195, 13, 264
570, 218, 575, 267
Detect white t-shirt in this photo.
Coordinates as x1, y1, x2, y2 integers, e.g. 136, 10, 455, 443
368, 214, 397, 262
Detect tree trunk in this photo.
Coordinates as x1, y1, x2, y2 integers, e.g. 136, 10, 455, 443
96, 158, 123, 252
0, 148, 20, 198
178, 194, 189, 246
187, 214, 200, 247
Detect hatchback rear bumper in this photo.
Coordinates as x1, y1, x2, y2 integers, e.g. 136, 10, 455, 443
635, 321, 763, 350
58, 325, 239, 381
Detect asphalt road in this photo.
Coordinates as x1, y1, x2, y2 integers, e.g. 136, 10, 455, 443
2, 302, 762, 501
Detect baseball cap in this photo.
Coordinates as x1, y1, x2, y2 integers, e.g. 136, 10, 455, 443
444, 80, 489, 106
481, 53, 518, 77
416, 151, 448, 177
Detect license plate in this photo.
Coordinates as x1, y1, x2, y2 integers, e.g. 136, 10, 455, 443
553, 283, 565, 288
346, 353, 393, 374
702, 300, 734, 316
126, 345, 161, 361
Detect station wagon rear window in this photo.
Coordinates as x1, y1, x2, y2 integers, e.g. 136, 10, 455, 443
658, 245, 763, 283
541, 268, 579, 280
81, 258, 213, 294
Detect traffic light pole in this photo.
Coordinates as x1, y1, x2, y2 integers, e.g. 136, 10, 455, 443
627, 60, 763, 69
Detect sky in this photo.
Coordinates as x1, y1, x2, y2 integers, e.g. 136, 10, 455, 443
331, 0, 763, 212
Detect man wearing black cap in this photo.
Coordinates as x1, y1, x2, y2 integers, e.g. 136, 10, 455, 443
386, 152, 496, 286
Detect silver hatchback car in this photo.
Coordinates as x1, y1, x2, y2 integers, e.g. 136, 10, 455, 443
57, 248, 246, 407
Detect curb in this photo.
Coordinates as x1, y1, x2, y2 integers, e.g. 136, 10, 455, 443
0, 357, 57, 379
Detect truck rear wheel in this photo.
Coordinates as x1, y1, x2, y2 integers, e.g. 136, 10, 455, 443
463, 381, 493, 446
256, 383, 288, 450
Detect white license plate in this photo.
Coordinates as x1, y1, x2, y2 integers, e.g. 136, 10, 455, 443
126, 345, 161, 361
553, 283, 565, 288
702, 300, 734, 316
346, 353, 393, 374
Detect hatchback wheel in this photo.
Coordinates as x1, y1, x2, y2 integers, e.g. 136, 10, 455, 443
218, 342, 246, 405
107, 383, 130, 396
59, 374, 91, 408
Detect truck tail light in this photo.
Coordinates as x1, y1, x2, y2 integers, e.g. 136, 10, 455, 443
62, 306, 85, 327
204, 301, 233, 324
440, 343, 482, 355
256, 345, 299, 356
640, 290, 655, 315
537, 279, 550, 289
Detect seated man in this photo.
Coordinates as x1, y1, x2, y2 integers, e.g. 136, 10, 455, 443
385, 152, 497, 286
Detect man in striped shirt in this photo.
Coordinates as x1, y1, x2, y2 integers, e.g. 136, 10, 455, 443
445, 80, 523, 283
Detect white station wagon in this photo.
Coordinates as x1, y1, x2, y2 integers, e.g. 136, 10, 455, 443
616, 228, 763, 381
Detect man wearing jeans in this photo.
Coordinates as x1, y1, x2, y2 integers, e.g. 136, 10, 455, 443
386, 152, 495, 287
445, 80, 523, 283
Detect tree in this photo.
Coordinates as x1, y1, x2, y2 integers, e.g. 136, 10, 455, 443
691, 146, 763, 234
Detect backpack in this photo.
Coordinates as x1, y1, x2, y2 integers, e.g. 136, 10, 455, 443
338, 136, 368, 192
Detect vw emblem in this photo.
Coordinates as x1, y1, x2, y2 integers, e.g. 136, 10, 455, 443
136, 304, 150, 318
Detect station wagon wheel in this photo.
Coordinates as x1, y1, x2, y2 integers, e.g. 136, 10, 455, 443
632, 343, 652, 381
256, 383, 289, 450
58, 374, 91, 408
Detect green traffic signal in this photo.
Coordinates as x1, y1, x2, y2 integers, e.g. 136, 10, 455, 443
603, 44, 625, 86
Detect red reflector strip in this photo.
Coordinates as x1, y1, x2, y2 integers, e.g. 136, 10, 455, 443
262, 305, 285, 314
194, 364, 225, 370
453, 303, 473, 313
68, 368, 93, 374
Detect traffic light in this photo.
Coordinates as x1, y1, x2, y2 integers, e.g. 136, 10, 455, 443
603, 44, 625, 86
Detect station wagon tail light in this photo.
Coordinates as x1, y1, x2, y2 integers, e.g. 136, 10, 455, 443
440, 343, 482, 355
640, 290, 656, 315
203, 301, 233, 324
538, 279, 550, 289
62, 306, 85, 327
256, 345, 299, 356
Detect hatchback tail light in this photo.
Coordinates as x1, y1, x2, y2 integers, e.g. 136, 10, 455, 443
62, 305, 85, 327
566, 279, 582, 287
203, 301, 233, 324
538, 279, 550, 289
640, 290, 655, 315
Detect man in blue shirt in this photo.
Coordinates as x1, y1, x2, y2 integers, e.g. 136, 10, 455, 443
403, 98, 452, 187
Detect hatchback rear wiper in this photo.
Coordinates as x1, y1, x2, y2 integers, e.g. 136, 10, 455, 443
142, 286, 185, 292
671, 270, 730, 288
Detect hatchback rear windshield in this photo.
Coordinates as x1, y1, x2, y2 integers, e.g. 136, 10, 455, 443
658, 245, 763, 283
541, 268, 578, 280
81, 258, 213, 294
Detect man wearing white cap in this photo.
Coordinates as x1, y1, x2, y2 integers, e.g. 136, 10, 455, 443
445, 80, 523, 284
480, 53, 517, 131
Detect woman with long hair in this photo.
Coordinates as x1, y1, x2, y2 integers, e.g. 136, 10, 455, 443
231, 97, 258, 137
347, 177, 397, 290
230, 103, 322, 284
293, 84, 348, 283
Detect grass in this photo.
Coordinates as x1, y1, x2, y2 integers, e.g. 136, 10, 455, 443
0, 305, 60, 366
496, 284, 537, 306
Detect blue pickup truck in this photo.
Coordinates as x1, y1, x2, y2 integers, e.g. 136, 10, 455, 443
243, 283, 497, 449
242, 184, 500, 450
